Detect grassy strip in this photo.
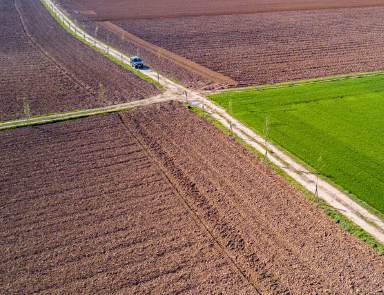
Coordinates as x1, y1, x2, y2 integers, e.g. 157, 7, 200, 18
40, 0, 164, 91
214, 70, 384, 94
0, 107, 135, 130
185, 103, 384, 256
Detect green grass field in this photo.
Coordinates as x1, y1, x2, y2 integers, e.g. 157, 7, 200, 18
209, 74, 384, 214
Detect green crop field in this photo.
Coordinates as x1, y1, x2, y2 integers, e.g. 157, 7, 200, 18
209, 74, 384, 214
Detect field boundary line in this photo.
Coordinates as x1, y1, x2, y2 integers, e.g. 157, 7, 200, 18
118, 113, 262, 294
14, 0, 89, 93
212, 70, 384, 94
0, 95, 172, 130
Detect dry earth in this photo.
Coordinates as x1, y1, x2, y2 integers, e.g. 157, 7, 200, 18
122, 101, 384, 294
55, 0, 384, 88
0, 112, 256, 294
1, 102, 384, 294
0, 0, 160, 121
2, 0, 384, 294
56, 0, 384, 20
114, 7, 384, 86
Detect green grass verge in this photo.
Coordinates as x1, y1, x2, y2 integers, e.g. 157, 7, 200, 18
0, 107, 135, 129
185, 103, 384, 256
209, 74, 384, 216
215, 71, 384, 94
40, 0, 164, 91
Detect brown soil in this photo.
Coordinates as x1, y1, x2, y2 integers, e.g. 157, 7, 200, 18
121, 101, 384, 294
1, 102, 384, 294
114, 7, 384, 86
55, 0, 384, 20
0, 0, 160, 121
78, 20, 219, 90
0, 113, 256, 294
54, 0, 384, 88
102, 21, 238, 87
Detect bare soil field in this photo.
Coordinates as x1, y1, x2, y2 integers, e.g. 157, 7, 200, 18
78, 21, 221, 90
55, 0, 384, 88
56, 0, 384, 20
0, 0, 160, 122
114, 7, 384, 86
1, 102, 384, 294
121, 102, 384, 294
0, 113, 255, 294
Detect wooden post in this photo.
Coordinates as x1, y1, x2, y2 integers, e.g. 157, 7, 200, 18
263, 117, 270, 164
315, 176, 319, 203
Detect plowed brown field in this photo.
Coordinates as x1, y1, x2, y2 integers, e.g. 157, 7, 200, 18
56, 0, 384, 88
0, 112, 255, 294
115, 7, 384, 86
2, 102, 383, 294
122, 102, 384, 294
0, 0, 160, 121
56, 0, 384, 20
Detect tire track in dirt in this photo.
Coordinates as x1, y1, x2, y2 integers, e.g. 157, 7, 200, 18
120, 102, 384, 294
118, 111, 263, 294
1, 114, 257, 294
13, 0, 90, 94
120, 108, 292, 294
121, 105, 320, 293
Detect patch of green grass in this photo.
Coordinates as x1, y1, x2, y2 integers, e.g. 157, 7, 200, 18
209, 74, 384, 215
40, 0, 164, 91
215, 71, 384, 94
0, 107, 135, 130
